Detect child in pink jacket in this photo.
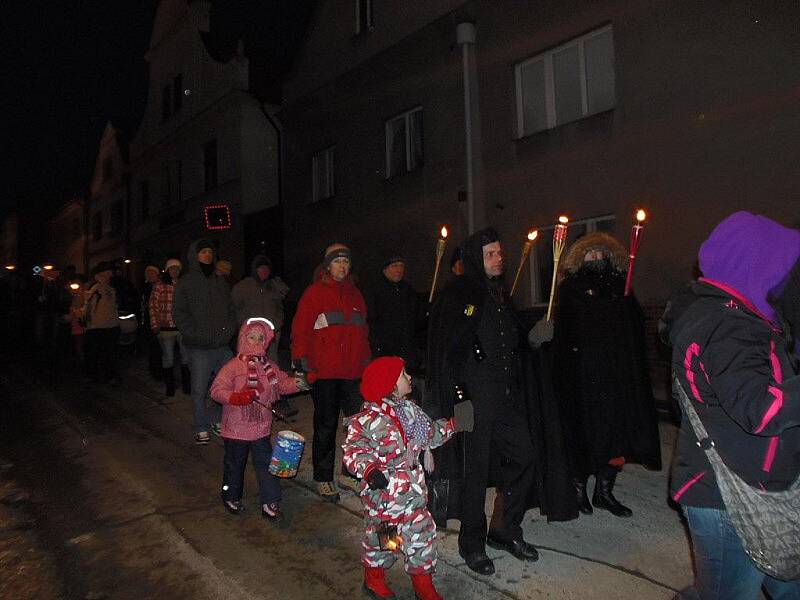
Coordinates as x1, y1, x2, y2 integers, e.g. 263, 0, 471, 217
210, 317, 300, 522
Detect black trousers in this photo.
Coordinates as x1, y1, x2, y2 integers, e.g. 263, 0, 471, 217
311, 378, 362, 482
458, 390, 535, 555
85, 327, 120, 382
222, 436, 280, 505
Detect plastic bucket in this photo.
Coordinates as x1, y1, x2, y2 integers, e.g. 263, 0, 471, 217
269, 430, 305, 478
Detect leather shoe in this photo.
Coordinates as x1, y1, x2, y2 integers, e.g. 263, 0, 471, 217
486, 535, 539, 562
458, 549, 495, 575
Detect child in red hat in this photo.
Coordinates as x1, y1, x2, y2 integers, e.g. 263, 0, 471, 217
343, 356, 473, 600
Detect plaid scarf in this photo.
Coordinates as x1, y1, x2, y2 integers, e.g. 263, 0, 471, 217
393, 397, 435, 472
236, 354, 279, 421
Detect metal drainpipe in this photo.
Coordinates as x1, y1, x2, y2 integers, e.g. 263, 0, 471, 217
259, 102, 283, 207
457, 22, 476, 235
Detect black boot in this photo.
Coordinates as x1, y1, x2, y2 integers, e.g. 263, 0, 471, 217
573, 477, 593, 515
180, 364, 191, 394
592, 465, 632, 517
163, 367, 175, 397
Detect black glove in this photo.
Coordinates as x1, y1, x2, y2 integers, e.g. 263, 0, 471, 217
366, 468, 389, 490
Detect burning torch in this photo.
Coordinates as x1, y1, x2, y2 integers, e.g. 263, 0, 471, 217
623, 209, 647, 297
545, 216, 569, 321
510, 229, 539, 297
428, 226, 448, 303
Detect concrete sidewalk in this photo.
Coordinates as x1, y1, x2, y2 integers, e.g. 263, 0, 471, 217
124, 359, 692, 599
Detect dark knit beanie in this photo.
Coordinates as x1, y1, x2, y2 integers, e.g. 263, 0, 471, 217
323, 247, 352, 268
383, 254, 405, 268
196, 239, 214, 253
360, 356, 405, 402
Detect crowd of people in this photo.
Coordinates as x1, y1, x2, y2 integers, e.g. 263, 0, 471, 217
11, 209, 799, 600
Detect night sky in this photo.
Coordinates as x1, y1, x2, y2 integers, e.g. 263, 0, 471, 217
1, 1, 155, 220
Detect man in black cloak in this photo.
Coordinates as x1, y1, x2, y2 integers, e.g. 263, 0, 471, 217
425, 227, 548, 576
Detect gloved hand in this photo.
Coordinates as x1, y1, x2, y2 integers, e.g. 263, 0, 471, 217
366, 468, 389, 490
528, 318, 555, 348
229, 389, 258, 406
453, 398, 474, 433
294, 372, 311, 392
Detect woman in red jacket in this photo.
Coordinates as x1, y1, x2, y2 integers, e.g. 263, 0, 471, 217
291, 243, 371, 502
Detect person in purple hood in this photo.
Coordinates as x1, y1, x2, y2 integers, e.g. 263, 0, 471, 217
660, 211, 800, 599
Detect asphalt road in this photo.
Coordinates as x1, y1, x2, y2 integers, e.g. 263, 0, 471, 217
0, 352, 692, 599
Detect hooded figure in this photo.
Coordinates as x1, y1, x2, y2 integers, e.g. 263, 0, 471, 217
210, 318, 300, 521
231, 254, 289, 362
659, 211, 800, 598
424, 227, 540, 576
172, 239, 237, 443
549, 232, 662, 518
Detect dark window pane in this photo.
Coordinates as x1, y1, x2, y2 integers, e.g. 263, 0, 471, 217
409, 110, 424, 171
520, 59, 547, 135
553, 45, 582, 125
173, 74, 183, 112
585, 30, 615, 114
387, 117, 406, 177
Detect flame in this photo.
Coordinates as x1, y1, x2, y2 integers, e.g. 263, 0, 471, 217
123, 258, 132, 264
4, 265, 15, 271
558, 215, 569, 225
440, 226, 448, 238
636, 209, 647, 223
43, 264, 54, 271
527, 230, 538, 241
69, 283, 80, 290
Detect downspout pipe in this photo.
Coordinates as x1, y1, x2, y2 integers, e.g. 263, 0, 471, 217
259, 102, 283, 208
457, 22, 476, 235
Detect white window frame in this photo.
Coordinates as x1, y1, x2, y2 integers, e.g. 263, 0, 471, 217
312, 146, 335, 203
355, 0, 373, 34
528, 214, 616, 306
515, 24, 614, 138
385, 106, 423, 179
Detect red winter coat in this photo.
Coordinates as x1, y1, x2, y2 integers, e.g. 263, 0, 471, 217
291, 272, 370, 381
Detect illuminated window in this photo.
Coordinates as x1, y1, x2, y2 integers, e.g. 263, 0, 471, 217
385, 107, 423, 178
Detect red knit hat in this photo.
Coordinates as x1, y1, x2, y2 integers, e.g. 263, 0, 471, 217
360, 356, 405, 402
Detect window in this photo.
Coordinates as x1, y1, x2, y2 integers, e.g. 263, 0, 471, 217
529, 214, 616, 305
140, 180, 150, 221
102, 158, 113, 182
173, 74, 183, 112
355, 0, 373, 34
311, 146, 335, 202
92, 212, 103, 241
162, 84, 172, 120
203, 140, 218, 191
515, 25, 615, 137
385, 107, 423, 178
110, 201, 123, 237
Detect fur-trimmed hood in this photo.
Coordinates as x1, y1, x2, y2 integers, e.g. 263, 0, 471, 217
561, 232, 628, 275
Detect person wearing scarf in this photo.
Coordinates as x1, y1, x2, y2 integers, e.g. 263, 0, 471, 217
343, 356, 471, 600
209, 318, 301, 522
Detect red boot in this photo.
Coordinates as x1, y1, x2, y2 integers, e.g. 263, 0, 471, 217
410, 573, 443, 600
363, 566, 396, 599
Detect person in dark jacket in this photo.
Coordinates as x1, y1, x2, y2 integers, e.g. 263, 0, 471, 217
173, 239, 237, 445
530, 232, 661, 518
291, 243, 371, 502
142, 265, 163, 380
660, 211, 800, 599
367, 255, 423, 374
425, 227, 538, 576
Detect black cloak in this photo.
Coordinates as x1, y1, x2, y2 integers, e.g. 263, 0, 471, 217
424, 227, 577, 526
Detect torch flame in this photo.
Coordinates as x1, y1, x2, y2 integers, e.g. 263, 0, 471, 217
636, 209, 647, 223
4, 265, 15, 271
43, 264, 54, 271
527, 230, 538, 241
440, 226, 448, 239
558, 215, 569, 224
69, 283, 80, 290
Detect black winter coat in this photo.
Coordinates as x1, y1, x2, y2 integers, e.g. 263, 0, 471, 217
367, 277, 423, 373
552, 266, 662, 476
661, 280, 800, 508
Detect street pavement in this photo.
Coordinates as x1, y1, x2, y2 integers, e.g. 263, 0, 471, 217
0, 353, 692, 599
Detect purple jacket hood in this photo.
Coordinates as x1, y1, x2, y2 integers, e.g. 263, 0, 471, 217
699, 211, 800, 323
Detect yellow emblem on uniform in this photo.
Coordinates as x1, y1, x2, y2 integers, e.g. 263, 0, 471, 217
464, 304, 475, 316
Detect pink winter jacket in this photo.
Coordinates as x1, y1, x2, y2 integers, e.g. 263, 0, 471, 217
210, 319, 299, 441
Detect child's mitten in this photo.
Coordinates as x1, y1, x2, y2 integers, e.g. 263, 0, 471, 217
229, 389, 257, 406
453, 399, 475, 432
365, 469, 389, 490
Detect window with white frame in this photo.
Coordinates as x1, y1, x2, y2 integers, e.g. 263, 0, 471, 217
355, 0, 373, 34
515, 25, 615, 138
528, 214, 616, 305
312, 146, 335, 202
385, 107, 423, 178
